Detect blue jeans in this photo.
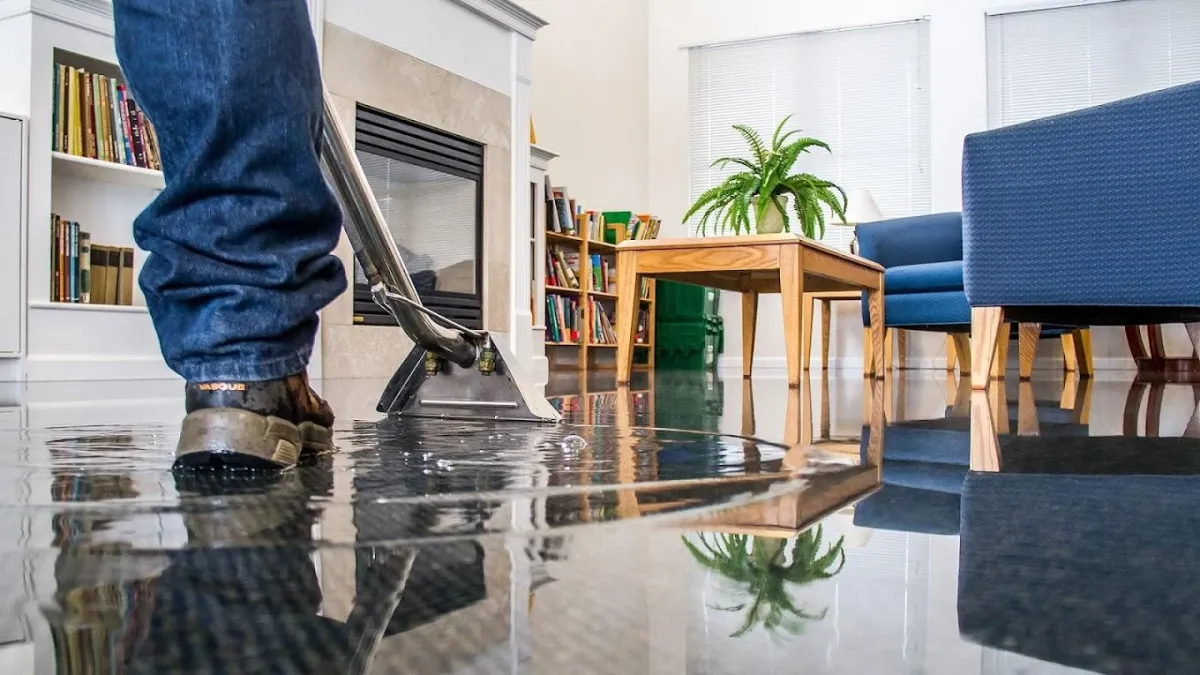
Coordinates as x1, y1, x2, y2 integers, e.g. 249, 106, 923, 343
112, 0, 346, 382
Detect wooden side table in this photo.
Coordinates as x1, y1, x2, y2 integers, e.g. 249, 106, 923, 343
612, 234, 885, 387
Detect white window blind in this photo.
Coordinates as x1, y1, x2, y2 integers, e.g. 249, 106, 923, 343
687, 20, 932, 250
987, 0, 1200, 128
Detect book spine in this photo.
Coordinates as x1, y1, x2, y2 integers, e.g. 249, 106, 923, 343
127, 99, 146, 168
67, 67, 79, 156
51, 66, 60, 153
110, 78, 126, 165
78, 232, 91, 304
57, 218, 66, 302
50, 215, 58, 301
69, 221, 78, 302
118, 86, 135, 165
142, 113, 161, 171
83, 72, 96, 159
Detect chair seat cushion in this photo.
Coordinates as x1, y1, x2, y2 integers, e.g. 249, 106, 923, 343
861, 290, 971, 328
885, 260, 964, 294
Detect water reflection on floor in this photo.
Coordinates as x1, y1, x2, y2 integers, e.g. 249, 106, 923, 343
1, 370, 1199, 673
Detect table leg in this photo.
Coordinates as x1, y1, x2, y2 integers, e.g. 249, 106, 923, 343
615, 251, 640, 385
742, 290, 758, 379
779, 247, 805, 388
867, 288, 885, 378
820, 299, 832, 370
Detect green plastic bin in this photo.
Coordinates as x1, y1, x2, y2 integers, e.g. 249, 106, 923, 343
655, 316, 724, 370
655, 280, 720, 321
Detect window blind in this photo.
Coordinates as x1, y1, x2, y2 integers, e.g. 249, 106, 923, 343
687, 20, 932, 249
987, 0, 1200, 128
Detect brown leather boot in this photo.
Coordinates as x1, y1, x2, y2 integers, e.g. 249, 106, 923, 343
174, 372, 335, 470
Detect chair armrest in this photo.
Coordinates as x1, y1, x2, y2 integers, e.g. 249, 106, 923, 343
856, 212, 963, 269
962, 81, 1200, 308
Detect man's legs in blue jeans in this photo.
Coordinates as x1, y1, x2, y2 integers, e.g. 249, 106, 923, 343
112, 0, 346, 469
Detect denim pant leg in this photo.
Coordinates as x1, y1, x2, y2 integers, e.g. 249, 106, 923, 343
111, 0, 346, 382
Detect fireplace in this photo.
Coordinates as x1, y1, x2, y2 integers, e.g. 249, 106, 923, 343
352, 104, 485, 329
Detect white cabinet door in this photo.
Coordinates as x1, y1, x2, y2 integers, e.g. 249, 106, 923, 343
0, 116, 22, 355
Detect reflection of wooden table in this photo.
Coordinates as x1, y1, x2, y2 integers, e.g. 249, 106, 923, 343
614, 234, 885, 387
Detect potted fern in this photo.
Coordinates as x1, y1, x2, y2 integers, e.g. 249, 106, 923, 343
685, 116, 848, 238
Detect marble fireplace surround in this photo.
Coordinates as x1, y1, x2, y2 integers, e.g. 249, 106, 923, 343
319, 23, 512, 379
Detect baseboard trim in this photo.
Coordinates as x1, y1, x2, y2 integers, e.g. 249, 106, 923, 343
717, 355, 1138, 372
23, 355, 179, 382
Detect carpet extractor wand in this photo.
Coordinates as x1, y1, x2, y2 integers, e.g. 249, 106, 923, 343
318, 90, 560, 423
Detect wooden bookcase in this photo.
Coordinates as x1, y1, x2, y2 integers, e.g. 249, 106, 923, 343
544, 215, 655, 372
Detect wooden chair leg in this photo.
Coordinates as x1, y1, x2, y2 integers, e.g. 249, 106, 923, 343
971, 307, 1005, 390
741, 291, 758, 379
991, 332, 1010, 381
1018, 323, 1041, 380
820, 299, 832, 370
1061, 333, 1078, 372
946, 335, 957, 372
1075, 328, 1094, 377
863, 328, 873, 378
896, 330, 908, 370
952, 333, 971, 375
801, 294, 814, 372
884, 328, 895, 373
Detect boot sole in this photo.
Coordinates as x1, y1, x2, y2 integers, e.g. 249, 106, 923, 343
175, 408, 333, 471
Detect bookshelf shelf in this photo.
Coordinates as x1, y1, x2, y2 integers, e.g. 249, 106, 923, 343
29, 301, 147, 314
546, 231, 582, 246
1, 32, 176, 382
543, 197, 659, 373
52, 152, 164, 191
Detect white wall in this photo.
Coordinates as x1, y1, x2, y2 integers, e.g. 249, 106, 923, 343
518, 0, 649, 212
528, 0, 1162, 373
657, 0, 1179, 372
324, 0, 516, 95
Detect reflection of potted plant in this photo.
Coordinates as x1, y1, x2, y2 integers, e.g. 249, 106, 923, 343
684, 116, 848, 237
684, 526, 846, 638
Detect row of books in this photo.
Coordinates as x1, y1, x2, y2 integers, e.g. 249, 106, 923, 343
545, 294, 582, 343
544, 295, 649, 345
546, 248, 629, 296
546, 246, 580, 289
543, 178, 664, 245
589, 254, 616, 295
52, 63, 162, 171
51, 214, 135, 305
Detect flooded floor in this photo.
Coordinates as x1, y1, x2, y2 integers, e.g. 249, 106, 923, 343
1, 370, 1199, 673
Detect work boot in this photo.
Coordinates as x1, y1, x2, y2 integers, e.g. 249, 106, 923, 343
175, 372, 335, 470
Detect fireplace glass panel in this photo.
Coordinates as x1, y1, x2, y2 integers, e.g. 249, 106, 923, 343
354, 152, 478, 296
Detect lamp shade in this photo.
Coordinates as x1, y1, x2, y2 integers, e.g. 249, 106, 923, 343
843, 189, 883, 224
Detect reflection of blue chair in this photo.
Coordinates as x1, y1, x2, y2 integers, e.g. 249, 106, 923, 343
853, 383, 1089, 535
959, 469, 1200, 672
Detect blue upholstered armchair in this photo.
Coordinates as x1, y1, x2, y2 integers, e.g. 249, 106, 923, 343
857, 212, 970, 336
962, 80, 1200, 388
855, 212, 1089, 379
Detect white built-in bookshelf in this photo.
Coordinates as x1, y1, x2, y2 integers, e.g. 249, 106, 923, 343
1, 7, 171, 381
